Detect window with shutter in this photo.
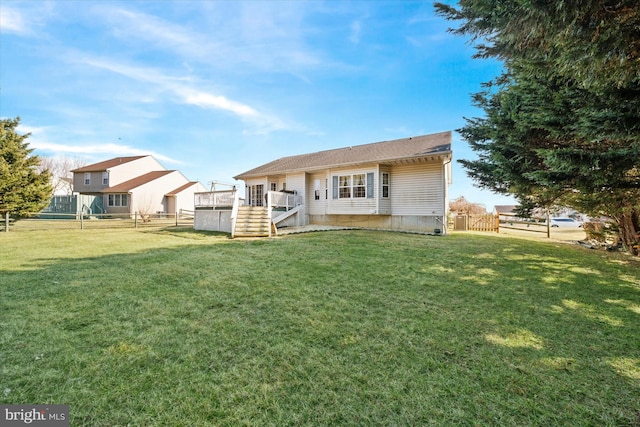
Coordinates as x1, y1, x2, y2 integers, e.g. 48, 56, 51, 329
333, 173, 374, 199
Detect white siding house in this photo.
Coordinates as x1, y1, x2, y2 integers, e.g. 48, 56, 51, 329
71, 156, 206, 215
221, 132, 452, 235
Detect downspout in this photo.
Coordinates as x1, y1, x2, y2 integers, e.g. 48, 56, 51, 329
441, 156, 452, 235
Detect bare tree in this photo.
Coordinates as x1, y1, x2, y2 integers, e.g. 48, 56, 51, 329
449, 196, 487, 215
38, 155, 87, 195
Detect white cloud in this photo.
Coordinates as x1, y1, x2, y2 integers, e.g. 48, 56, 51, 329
98, 7, 213, 60
110, 9, 193, 46
31, 141, 181, 165
15, 123, 47, 135
183, 93, 259, 118
79, 55, 287, 132
0, 7, 30, 35
17, 124, 181, 165
93, 2, 331, 76
81, 58, 190, 87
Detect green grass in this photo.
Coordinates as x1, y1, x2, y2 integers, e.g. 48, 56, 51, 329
1, 227, 639, 426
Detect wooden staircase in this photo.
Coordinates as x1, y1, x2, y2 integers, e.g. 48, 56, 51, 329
233, 206, 273, 237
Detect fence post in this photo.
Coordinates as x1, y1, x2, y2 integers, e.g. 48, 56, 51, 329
135, 211, 138, 228
5, 211, 9, 232
80, 211, 84, 230
175, 210, 179, 227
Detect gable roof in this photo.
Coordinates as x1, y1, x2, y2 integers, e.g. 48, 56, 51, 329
71, 156, 148, 173
494, 205, 518, 214
166, 181, 200, 196
101, 170, 174, 193
234, 131, 452, 180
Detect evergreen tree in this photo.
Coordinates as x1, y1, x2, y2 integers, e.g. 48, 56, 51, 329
436, 1, 640, 255
0, 117, 53, 219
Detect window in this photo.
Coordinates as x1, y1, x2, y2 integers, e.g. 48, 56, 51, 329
270, 182, 277, 191
250, 184, 264, 207
334, 173, 374, 199
314, 179, 321, 200
108, 194, 128, 207
353, 174, 366, 198
102, 172, 109, 186
338, 175, 351, 198
84, 173, 90, 185
382, 173, 390, 198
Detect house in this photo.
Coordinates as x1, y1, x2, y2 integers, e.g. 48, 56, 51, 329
194, 132, 452, 236
493, 205, 518, 221
71, 156, 206, 215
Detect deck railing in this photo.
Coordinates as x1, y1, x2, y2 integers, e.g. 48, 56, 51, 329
267, 191, 303, 211
194, 190, 236, 209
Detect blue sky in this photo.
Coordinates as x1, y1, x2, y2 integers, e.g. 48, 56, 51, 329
1, 0, 515, 209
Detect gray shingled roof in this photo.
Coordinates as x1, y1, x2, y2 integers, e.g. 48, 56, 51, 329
234, 131, 451, 180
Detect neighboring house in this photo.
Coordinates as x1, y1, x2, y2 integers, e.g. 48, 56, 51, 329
194, 132, 452, 236
493, 205, 518, 221
71, 156, 206, 215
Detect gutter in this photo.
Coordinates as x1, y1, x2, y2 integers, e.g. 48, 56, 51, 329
234, 150, 453, 181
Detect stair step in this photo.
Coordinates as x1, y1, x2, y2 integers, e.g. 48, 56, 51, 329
233, 206, 273, 238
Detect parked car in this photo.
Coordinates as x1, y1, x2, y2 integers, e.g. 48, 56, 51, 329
550, 218, 583, 228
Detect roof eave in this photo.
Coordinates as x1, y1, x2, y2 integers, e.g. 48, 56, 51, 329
234, 150, 452, 181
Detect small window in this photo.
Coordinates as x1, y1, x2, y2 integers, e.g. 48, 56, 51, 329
84, 173, 90, 185
314, 179, 321, 200
270, 182, 277, 191
102, 172, 109, 186
382, 173, 390, 198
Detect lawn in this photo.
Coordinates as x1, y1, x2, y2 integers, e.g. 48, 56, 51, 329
1, 227, 639, 426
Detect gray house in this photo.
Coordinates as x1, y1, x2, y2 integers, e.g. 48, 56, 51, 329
194, 132, 452, 237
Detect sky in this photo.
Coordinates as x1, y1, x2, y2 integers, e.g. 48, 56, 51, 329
1, 0, 516, 210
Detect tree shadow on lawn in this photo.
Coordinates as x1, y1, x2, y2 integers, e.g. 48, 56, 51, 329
143, 225, 232, 239
1, 230, 639, 425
